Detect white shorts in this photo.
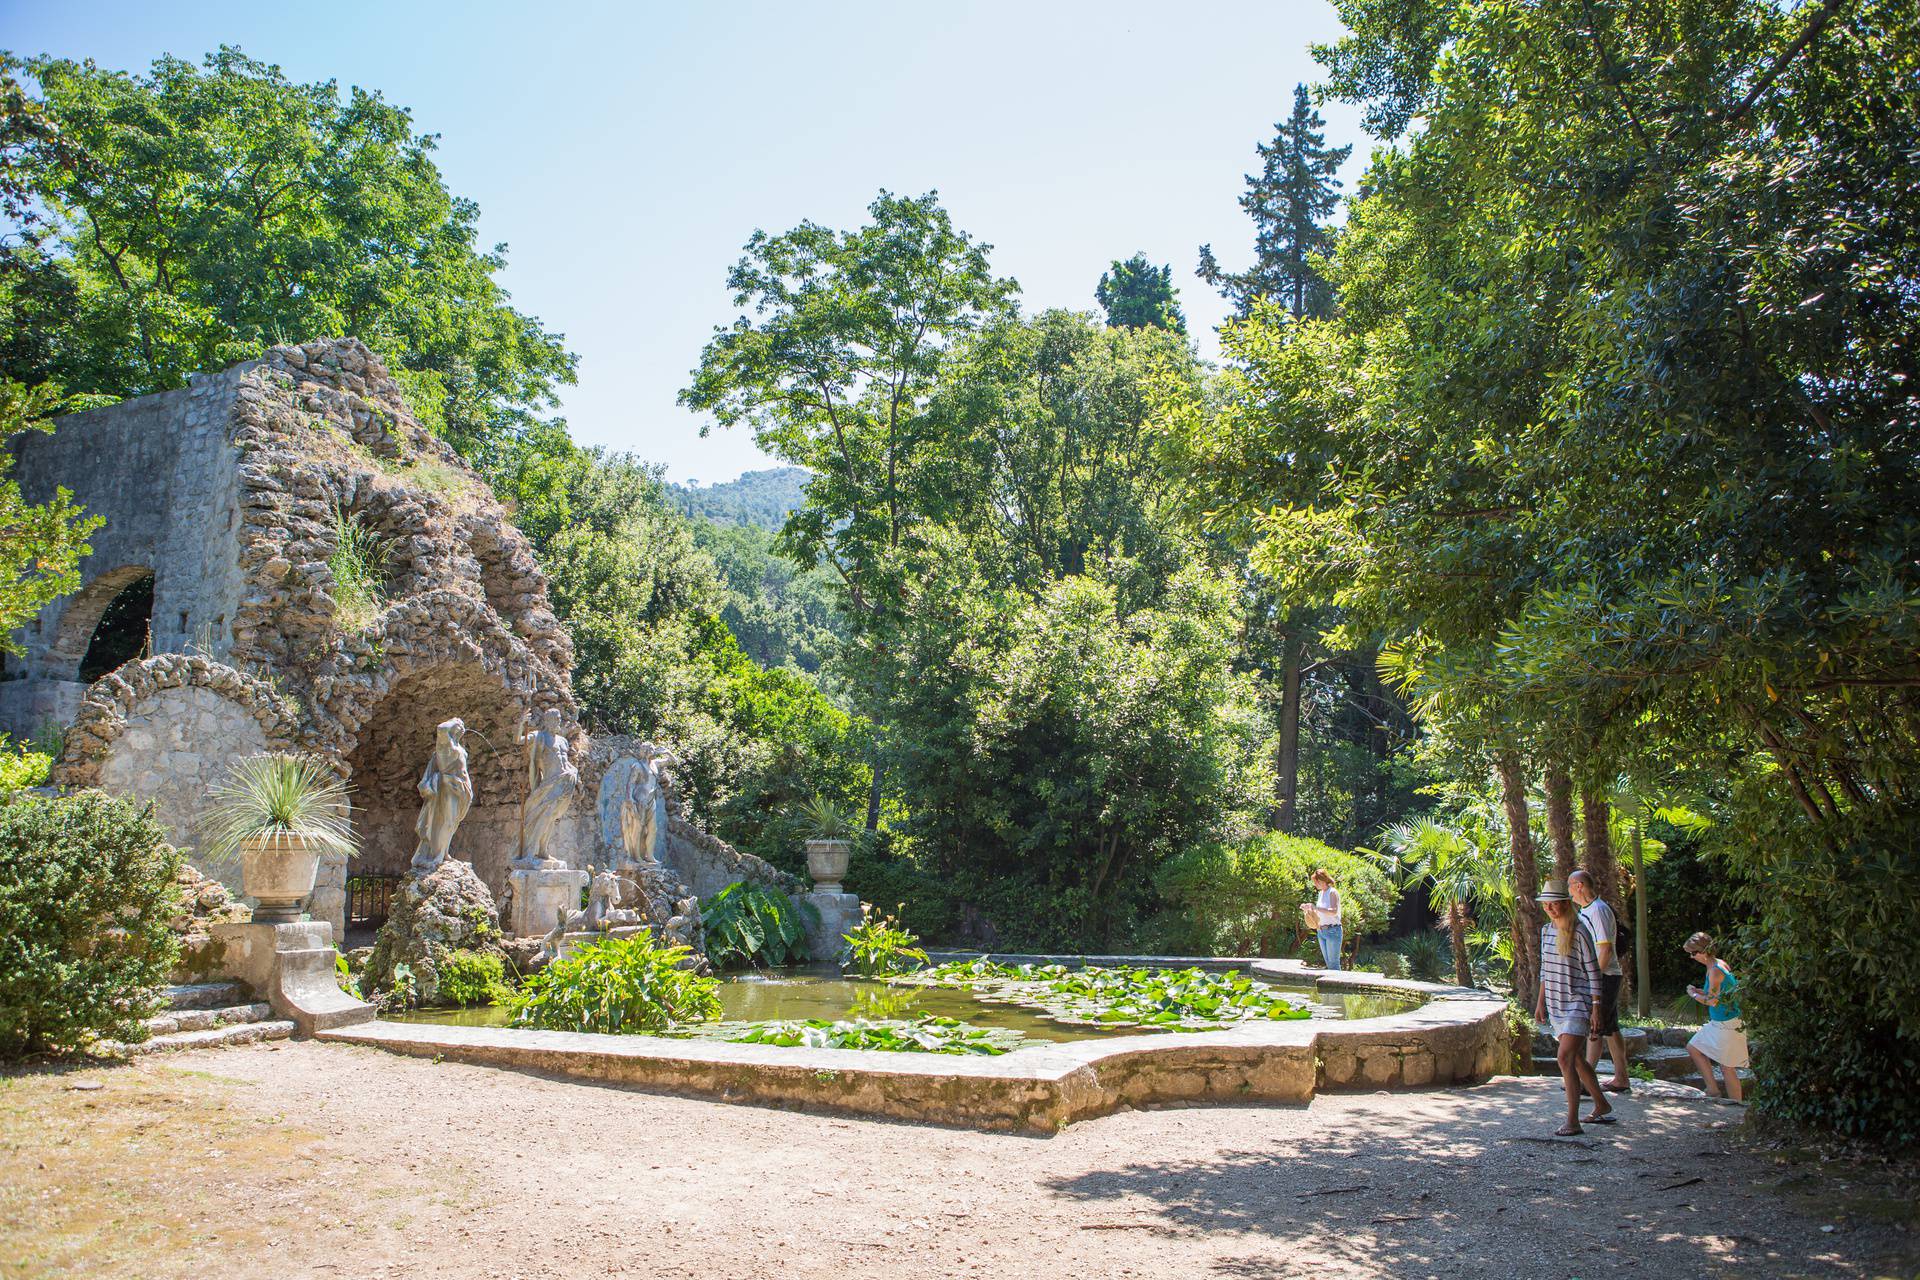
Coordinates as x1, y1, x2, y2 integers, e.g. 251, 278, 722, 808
1550, 1009, 1591, 1038
1689, 1018, 1750, 1069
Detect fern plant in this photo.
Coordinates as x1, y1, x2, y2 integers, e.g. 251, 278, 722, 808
700, 882, 817, 969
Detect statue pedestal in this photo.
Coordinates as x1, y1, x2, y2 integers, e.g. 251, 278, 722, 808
803, 890, 863, 966
507, 865, 588, 938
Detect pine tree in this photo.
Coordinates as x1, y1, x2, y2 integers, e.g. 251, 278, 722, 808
1198, 83, 1351, 320
1095, 253, 1185, 332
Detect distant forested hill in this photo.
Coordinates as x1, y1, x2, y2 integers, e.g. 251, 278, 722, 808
667, 466, 809, 530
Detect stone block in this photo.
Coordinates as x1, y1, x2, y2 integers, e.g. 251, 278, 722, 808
1360, 1049, 1401, 1086
507, 865, 589, 939
802, 891, 862, 964
1402, 1050, 1436, 1086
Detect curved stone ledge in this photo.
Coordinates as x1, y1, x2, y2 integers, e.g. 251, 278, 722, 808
318, 962, 1508, 1133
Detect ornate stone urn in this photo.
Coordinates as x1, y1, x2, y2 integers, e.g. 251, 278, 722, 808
207, 753, 358, 928
241, 830, 325, 923
806, 839, 851, 895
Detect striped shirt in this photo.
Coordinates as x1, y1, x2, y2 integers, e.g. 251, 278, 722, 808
1539, 918, 1603, 1021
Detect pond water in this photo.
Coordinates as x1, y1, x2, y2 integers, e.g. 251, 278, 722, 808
386, 967, 1422, 1041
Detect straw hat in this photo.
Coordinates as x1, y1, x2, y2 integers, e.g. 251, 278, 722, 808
1536, 878, 1572, 903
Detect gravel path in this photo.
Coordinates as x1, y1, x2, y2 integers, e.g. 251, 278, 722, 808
9, 1040, 1914, 1279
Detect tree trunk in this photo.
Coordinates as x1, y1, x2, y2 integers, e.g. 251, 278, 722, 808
1581, 787, 1632, 1000
1272, 638, 1303, 832
1633, 814, 1651, 1018
1497, 753, 1543, 1010
865, 764, 882, 833
1448, 905, 1472, 987
1545, 764, 1577, 881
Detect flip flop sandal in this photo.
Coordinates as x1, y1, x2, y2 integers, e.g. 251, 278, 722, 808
1583, 1113, 1617, 1125
1555, 1125, 1583, 1137
1603, 1083, 1631, 1093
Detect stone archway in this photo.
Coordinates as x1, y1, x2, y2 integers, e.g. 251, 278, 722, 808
341, 662, 531, 892
44, 565, 154, 681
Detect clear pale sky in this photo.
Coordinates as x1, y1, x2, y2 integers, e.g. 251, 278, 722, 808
0, 1, 1370, 484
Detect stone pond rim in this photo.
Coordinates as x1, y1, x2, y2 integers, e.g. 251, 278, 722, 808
318, 958, 1510, 1134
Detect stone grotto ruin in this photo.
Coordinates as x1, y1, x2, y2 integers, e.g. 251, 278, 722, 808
3, 337, 793, 952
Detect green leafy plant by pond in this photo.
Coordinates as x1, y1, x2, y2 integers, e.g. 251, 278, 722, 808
437, 949, 510, 1007
508, 931, 719, 1034
728, 1015, 1011, 1055
700, 882, 816, 969
902, 960, 1314, 1030
838, 903, 927, 977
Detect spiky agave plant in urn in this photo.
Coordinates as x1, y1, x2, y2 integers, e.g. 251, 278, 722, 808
204, 754, 357, 923
800, 795, 853, 893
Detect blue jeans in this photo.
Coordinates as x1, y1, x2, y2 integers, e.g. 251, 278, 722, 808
1317, 924, 1343, 970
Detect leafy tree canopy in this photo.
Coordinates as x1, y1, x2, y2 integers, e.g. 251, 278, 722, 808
1096, 253, 1185, 332
0, 47, 575, 469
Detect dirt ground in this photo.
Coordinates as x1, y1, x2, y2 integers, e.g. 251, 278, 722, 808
4, 1041, 1915, 1280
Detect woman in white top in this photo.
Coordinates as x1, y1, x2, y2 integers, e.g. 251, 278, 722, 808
1306, 869, 1342, 970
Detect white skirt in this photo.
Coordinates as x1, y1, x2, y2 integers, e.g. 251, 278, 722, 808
1689, 1018, 1750, 1069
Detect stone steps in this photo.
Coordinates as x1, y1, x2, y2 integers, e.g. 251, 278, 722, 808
1607, 1045, 1696, 1080
161, 981, 252, 1011
141, 1001, 276, 1038
106, 979, 293, 1054
126, 1019, 295, 1054
1530, 1025, 1650, 1059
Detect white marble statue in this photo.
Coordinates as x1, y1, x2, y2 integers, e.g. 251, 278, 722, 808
515, 706, 578, 869
624, 743, 676, 868
409, 718, 473, 875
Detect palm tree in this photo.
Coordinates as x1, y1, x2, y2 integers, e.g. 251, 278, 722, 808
1605, 778, 1709, 1016
1376, 817, 1497, 987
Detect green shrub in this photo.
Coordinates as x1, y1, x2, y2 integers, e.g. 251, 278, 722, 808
0, 736, 51, 792
1731, 801, 1920, 1147
1396, 933, 1449, 983
508, 930, 720, 1034
842, 845, 958, 942
838, 904, 928, 977
700, 881, 815, 968
437, 949, 509, 1007
1157, 833, 1397, 957
0, 792, 183, 1056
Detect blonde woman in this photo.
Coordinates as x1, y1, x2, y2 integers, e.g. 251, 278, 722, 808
1683, 932, 1748, 1104
1533, 879, 1614, 1135
1302, 869, 1342, 970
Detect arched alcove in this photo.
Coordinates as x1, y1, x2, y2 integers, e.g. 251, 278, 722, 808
343, 662, 529, 888
67, 568, 155, 682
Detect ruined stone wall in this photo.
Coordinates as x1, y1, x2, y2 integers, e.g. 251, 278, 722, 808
14, 339, 774, 926
51, 655, 303, 886
1, 375, 249, 741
